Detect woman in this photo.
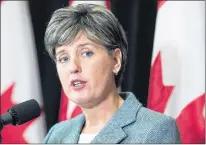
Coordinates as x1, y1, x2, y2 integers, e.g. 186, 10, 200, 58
43, 3, 181, 144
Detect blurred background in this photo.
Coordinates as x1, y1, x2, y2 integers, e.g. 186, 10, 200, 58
1, 0, 205, 144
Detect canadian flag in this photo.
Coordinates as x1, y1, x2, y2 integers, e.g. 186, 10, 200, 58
148, 1, 205, 143
59, 0, 111, 122
1, 1, 46, 143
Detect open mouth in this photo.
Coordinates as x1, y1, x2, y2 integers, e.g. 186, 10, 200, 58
70, 80, 87, 90
73, 81, 83, 87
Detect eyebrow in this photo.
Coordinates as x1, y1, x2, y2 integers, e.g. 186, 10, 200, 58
56, 50, 66, 57
55, 42, 96, 56
77, 42, 96, 48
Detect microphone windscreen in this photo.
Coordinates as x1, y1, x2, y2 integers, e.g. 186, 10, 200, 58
12, 99, 41, 125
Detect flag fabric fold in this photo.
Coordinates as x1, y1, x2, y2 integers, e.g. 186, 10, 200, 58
148, 1, 205, 143
1, 1, 46, 143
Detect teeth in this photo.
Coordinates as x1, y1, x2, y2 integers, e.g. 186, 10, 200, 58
74, 81, 82, 86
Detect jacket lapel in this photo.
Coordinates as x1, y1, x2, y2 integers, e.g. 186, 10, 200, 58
91, 122, 127, 144
91, 92, 142, 144
60, 114, 85, 143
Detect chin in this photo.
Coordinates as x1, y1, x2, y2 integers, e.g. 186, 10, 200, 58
69, 94, 93, 106
65, 89, 100, 108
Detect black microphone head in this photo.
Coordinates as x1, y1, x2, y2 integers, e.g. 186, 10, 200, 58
9, 99, 41, 125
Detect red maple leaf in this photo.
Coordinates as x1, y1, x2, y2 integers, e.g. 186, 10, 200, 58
176, 93, 205, 143
59, 90, 82, 122
147, 51, 205, 143
147, 52, 174, 113
0, 83, 43, 143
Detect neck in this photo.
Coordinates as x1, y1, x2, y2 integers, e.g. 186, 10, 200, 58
81, 89, 124, 134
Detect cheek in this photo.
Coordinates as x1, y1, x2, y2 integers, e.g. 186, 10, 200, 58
84, 57, 113, 83
57, 66, 69, 88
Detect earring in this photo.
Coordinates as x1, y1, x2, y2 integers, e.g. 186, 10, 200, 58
114, 72, 118, 76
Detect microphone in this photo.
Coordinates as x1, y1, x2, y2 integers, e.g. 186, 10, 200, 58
0, 99, 41, 143
0, 99, 41, 126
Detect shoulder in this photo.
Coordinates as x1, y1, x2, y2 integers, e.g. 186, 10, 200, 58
119, 91, 179, 132
117, 92, 181, 143
121, 91, 177, 126
43, 113, 83, 143
134, 107, 181, 143
122, 91, 179, 131
137, 106, 174, 124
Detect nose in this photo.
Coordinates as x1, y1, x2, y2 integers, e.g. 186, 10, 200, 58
68, 57, 81, 74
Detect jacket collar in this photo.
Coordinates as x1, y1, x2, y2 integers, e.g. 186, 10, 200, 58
61, 92, 142, 143
60, 114, 85, 143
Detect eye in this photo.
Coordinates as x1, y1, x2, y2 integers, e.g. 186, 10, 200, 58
82, 51, 93, 57
58, 56, 69, 63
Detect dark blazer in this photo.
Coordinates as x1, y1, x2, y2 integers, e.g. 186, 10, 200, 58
44, 92, 181, 143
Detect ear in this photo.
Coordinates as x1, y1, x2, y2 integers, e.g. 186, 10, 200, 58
112, 48, 122, 74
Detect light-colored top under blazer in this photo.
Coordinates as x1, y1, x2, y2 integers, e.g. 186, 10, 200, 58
44, 92, 181, 144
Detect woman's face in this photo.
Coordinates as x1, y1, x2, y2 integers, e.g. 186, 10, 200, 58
55, 32, 121, 108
